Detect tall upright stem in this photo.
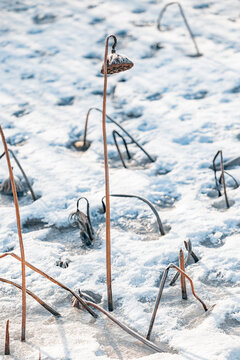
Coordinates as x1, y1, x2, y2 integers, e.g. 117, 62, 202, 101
102, 35, 116, 311
179, 248, 187, 300
0, 126, 26, 341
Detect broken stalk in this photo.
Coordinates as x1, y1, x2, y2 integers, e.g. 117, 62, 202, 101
179, 248, 187, 300
5, 320, 10, 355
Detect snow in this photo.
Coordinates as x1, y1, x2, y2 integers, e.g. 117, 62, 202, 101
0, 0, 240, 359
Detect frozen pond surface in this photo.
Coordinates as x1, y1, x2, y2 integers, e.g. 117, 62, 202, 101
0, 0, 240, 359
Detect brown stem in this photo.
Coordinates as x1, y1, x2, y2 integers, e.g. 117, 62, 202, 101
0, 126, 26, 341
5, 320, 10, 355
0, 252, 98, 319
179, 248, 187, 300
0, 277, 61, 317
147, 263, 207, 340
102, 35, 117, 312
85, 301, 165, 353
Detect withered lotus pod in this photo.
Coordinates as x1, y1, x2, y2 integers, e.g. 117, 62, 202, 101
101, 35, 134, 75
101, 52, 134, 75
0, 175, 24, 196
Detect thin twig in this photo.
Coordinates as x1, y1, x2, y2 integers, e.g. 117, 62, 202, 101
0, 277, 61, 317
101, 194, 165, 236
213, 151, 230, 208
5, 320, 10, 355
0, 252, 98, 318
112, 130, 131, 168
147, 263, 207, 340
157, 2, 201, 57
0, 126, 26, 341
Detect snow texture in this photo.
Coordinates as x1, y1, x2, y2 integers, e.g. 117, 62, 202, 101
0, 0, 240, 359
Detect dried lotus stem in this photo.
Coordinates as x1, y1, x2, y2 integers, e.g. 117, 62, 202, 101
5, 320, 10, 355
69, 197, 95, 246
146, 263, 207, 340
83, 299, 166, 353
0, 277, 60, 317
101, 194, 165, 235
0, 126, 26, 341
169, 239, 199, 286
80, 107, 154, 163
102, 34, 134, 311
0, 252, 98, 319
179, 248, 187, 300
112, 130, 131, 168
213, 151, 230, 208
157, 2, 201, 57
0, 149, 37, 201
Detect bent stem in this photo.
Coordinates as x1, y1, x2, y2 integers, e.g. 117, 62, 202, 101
157, 2, 201, 57
0, 126, 26, 341
112, 130, 131, 168
82, 107, 154, 163
69, 197, 95, 243
84, 300, 166, 353
101, 194, 165, 236
213, 150, 230, 208
147, 263, 207, 340
0, 149, 37, 201
0, 252, 98, 319
0, 277, 61, 317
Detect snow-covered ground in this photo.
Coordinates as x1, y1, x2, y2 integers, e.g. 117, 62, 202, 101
0, 0, 240, 359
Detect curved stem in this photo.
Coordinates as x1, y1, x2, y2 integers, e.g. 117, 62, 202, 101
0, 126, 26, 341
82, 107, 154, 162
147, 263, 207, 340
157, 2, 201, 57
103, 35, 116, 312
213, 151, 230, 208
101, 194, 165, 236
0, 277, 61, 317
112, 130, 131, 168
219, 171, 239, 190
76, 197, 94, 236
213, 150, 222, 197
85, 301, 165, 353
0, 149, 37, 201
0, 252, 98, 319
